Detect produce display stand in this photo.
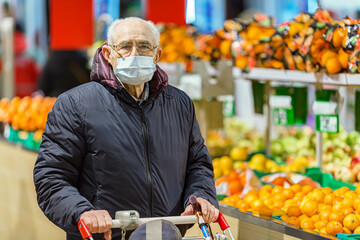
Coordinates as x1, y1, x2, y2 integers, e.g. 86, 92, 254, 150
219, 204, 332, 240
240, 68, 360, 171
0, 139, 65, 240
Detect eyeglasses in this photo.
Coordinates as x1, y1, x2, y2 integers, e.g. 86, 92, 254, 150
110, 42, 157, 57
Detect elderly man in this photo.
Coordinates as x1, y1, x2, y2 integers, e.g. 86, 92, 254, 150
34, 17, 218, 240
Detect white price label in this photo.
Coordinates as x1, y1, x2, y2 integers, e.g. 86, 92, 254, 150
319, 116, 338, 133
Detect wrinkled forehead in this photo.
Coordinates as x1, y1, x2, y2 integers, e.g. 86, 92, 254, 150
112, 21, 157, 46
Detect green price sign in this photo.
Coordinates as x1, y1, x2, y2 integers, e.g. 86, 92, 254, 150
315, 114, 339, 133
273, 108, 295, 126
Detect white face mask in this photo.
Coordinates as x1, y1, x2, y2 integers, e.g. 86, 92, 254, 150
112, 52, 157, 85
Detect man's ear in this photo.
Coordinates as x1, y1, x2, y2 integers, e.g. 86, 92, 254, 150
102, 45, 112, 65
154, 48, 163, 64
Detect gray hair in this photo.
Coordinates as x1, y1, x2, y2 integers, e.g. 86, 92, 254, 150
107, 17, 160, 46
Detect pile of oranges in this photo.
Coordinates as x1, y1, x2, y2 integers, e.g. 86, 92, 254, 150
221, 184, 360, 236
0, 96, 56, 132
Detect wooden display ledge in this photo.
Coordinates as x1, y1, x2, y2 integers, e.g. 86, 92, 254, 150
0, 139, 65, 240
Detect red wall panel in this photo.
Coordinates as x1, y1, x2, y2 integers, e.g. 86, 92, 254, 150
50, 0, 94, 50
145, 0, 186, 25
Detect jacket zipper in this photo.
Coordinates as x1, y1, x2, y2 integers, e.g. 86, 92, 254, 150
141, 108, 153, 216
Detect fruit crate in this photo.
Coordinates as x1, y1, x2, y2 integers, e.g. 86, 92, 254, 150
3, 124, 41, 151
336, 233, 360, 239
304, 167, 355, 191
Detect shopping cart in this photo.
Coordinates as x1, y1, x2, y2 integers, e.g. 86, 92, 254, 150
78, 196, 234, 240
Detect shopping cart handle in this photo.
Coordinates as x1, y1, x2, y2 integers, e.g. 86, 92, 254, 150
215, 212, 229, 231
78, 219, 93, 240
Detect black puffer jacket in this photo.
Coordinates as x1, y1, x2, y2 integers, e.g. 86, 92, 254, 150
33, 46, 218, 239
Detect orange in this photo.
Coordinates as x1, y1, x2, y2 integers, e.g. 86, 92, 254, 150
284, 199, 297, 207
282, 188, 295, 200
220, 156, 233, 172
220, 197, 235, 206
302, 185, 314, 195
339, 187, 351, 195
287, 206, 302, 217
247, 189, 260, 197
322, 187, 333, 195
333, 189, 342, 197
322, 205, 332, 212
251, 199, 264, 212
354, 226, 360, 234
354, 198, 360, 210
273, 193, 286, 202
286, 216, 300, 227
294, 191, 305, 199
311, 189, 325, 204
235, 55, 248, 69
244, 193, 258, 204
273, 200, 284, 209
259, 191, 271, 200
356, 185, 360, 195
271, 186, 284, 196
333, 27, 346, 48
261, 184, 273, 193
332, 202, 342, 212
301, 218, 315, 230
329, 211, 345, 223
319, 209, 332, 222
302, 200, 318, 217
326, 57, 342, 75
259, 205, 273, 217
319, 227, 327, 235
273, 209, 286, 217
343, 227, 352, 234
226, 170, 239, 182
344, 191, 357, 200
311, 214, 321, 223
281, 214, 289, 222
321, 50, 337, 67
315, 220, 328, 230
263, 198, 274, 208
237, 201, 250, 212
341, 197, 354, 209
324, 194, 334, 205
229, 181, 243, 196
291, 184, 302, 193
298, 214, 310, 222
342, 207, 355, 216
343, 214, 360, 231
326, 221, 343, 236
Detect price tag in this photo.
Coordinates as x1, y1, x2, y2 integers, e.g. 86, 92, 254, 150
316, 115, 339, 133
273, 108, 295, 125
271, 95, 294, 126
312, 101, 337, 115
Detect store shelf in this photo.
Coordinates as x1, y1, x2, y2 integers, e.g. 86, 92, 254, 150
219, 203, 332, 240
241, 68, 360, 86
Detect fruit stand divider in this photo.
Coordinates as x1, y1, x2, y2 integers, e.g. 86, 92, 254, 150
240, 68, 360, 171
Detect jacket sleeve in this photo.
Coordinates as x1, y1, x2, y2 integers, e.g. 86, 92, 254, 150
33, 93, 93, 233
183, 100, 219, 209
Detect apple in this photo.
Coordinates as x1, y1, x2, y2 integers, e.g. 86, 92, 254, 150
352, 163, 360, 180
351, 155, 360, 169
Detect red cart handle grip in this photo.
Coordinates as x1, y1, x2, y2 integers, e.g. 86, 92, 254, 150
78, 219, 92, 239
215, 212, 229, 231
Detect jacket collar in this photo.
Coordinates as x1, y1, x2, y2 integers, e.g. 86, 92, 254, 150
90, 43, 168, 99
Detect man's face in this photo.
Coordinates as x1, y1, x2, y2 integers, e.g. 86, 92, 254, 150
104, 21, 162, 70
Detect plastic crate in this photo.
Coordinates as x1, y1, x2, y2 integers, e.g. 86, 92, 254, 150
304, 167, 355, 191
336, 233, 360, 239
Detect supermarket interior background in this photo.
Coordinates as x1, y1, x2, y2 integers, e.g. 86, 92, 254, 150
2, 0, 360, 239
